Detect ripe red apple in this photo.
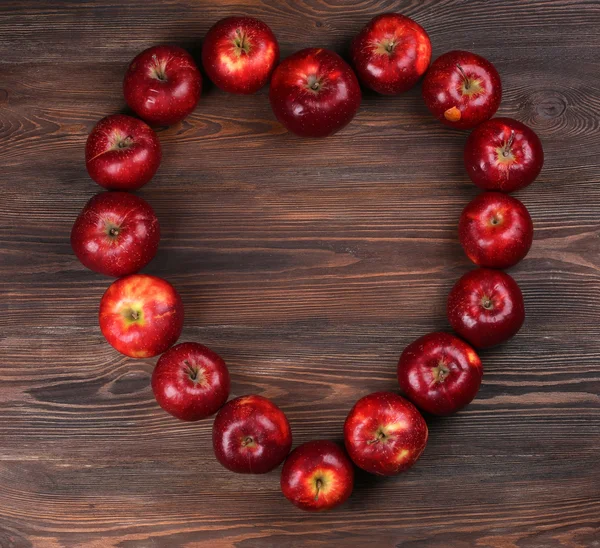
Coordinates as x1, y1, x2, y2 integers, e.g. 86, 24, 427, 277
99, 274, 184, 358
202, 16, 279, 95
447, 268, 525, 349
269, 48, 362, 138
213, 395, 292, 474
422, 50, 501, 129
459, 192, 534, 269
124, 45, 202, 126
71, 192, 160, 277
152, 342, 230, 421
350, 13, 431, 95
86, 114, 161, 191
344, 391, 428, 476
464, 117, 544, 192
397, 332, 483, 416
280, 440, 354, 512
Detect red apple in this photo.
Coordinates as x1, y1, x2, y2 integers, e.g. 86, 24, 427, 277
86, 114, 161, 191
447, 268, 525, 348
422, 50, 501, 129
280, 440, 354, 512
350, 13, 431, 95
397, 332, 483, 416
152, 342, 230, 421
464, 117, 544, 192
459, 192, 534, 269
202, 16, 279, 95
71, 192, 160, 277
124, 45, 202, 126
99, 274, 184, 358
213, 395, 292, 474
344, 391, 428, 476
269, 48, 362, 138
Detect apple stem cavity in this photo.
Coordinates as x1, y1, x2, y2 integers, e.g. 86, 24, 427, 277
233, 29, 251, 56
111, 134, 134, 152
184, 361, 197, 380
183, 360, 206, 385
368, 428, 387, 445
314, 478, 323, 501
456, 63, 482, 97
151, 54, 168, 82
375, 39, 397, 56
433, 362, 450, 383
481, 296, 494, 310
456, 63, 470, 89
242, 436, 254, 447
306, 74, 323, 94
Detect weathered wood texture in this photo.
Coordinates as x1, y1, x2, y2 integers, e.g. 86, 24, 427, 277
1, 0, 599, 546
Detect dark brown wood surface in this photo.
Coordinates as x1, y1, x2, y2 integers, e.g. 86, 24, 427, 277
1, 1, 599, 546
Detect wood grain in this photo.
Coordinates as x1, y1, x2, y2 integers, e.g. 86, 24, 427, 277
1, 0, 599, 546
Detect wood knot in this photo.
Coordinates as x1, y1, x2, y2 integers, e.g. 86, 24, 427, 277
530, 90, 567, 120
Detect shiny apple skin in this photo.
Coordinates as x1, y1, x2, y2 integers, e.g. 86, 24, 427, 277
350, 13, 431, 95
343, 391, 428, 476
422, 50, 501, 130
464, 117, 544, 192
459, 192, 533, 269
280, 440, 354, 512
269, 48, 362, 138
447, 268, 525, 349
212, 395, 292, 474
123, 45, 202, 126
202, 16, 279, 95
71, 192, 160, 277
99, 274, 184, 358
152, 342, 230, 421
397, 332, 483, 416
85, 114, 161, 190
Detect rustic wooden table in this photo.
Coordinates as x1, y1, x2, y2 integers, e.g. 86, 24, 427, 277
1, 1, 599, 546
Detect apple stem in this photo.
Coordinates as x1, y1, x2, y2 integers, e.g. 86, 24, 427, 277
503, 130, 516, 157
113, 136, 134, 151
434, 362, 450, 383
109, 227, 119, 237
242, 436, 253, 447
482, 297, 494, 310
456, 63, 470, 89
368, 430, 386, 445
130, 310, 139, 320
184, 361, 198, 381
306, 75, 322, 93
234, 29, 250, 55
314, 478, 323, 501
151, 54, 168, 81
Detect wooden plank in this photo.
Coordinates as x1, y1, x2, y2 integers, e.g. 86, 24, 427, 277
0, 0, 599, 546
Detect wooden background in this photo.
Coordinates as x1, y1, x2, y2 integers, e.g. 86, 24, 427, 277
1, 0, 599, 546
